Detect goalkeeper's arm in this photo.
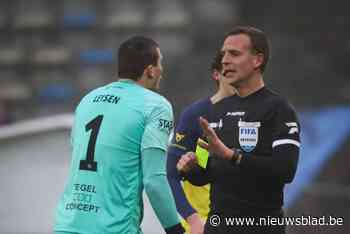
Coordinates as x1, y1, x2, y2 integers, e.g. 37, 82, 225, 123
142, 147, 184, 234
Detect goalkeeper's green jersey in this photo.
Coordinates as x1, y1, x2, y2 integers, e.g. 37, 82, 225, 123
54, 79, 174, 234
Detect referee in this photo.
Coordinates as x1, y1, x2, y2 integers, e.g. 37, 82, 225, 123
167, 51, 236, 234
177, 26, 300, 234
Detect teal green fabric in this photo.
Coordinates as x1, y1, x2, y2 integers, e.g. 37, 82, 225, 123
55, 232, 78, 234
142, 147, 180, 228
54, 80, 175, 234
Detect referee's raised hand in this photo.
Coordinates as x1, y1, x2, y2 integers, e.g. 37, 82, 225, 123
198, 116, 234, 161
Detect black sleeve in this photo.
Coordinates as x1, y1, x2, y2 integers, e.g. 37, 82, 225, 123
182, 163, 211, 186
165, 223, 185, 234
239, 101, 300, 183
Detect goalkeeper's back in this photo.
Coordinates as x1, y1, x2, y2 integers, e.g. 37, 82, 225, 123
54, 80, 171, 234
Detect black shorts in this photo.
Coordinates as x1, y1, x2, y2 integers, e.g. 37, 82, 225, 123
204, 210, 286, 234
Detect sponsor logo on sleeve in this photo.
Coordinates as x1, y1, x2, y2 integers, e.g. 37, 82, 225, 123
209, 119, 223, 129
286, 122, 299, 134
169, 132, 187, 150
175, 132, 185, 143
158, 119, 174, 133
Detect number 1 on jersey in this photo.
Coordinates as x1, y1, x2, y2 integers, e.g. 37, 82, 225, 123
79, 115, 104, 172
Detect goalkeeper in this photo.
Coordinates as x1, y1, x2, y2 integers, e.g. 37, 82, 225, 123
54, 36, 184, 234
166, 51, 236, 234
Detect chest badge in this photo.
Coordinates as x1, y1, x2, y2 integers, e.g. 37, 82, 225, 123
238, 120, 261, 152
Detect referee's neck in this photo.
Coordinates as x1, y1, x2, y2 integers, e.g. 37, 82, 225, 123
237, 75, 265, 98
211, 85, 236, 104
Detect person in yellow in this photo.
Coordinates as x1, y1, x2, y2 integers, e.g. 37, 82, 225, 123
167, 51, 236, 234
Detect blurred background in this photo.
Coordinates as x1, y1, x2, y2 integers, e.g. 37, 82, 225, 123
0, 0, 349, 233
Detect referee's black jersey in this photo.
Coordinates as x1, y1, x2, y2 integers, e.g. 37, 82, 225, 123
191, 87, 300, 214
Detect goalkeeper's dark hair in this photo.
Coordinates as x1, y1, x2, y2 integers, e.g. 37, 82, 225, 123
118, 36, 159, 80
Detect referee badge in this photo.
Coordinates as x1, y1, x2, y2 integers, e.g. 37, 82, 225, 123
238, 120, 261, 152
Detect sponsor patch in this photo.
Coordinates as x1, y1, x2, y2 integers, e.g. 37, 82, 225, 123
175, 132, 185, 142
209, 119, 223, 129
286, 122, 299, 134
158, 119, 173, 133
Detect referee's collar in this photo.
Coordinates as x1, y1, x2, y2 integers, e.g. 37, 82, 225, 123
238, 86, 267, 100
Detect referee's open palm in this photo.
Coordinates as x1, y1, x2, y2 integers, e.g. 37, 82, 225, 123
198, 116, 231, 160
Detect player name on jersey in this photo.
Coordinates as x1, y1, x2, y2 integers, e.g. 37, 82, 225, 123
93, 94, 121, 104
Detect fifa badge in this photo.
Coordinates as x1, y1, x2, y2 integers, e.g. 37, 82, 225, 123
238, 120, 261, 152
